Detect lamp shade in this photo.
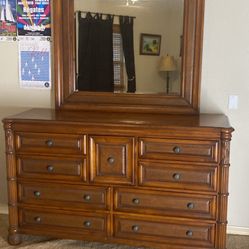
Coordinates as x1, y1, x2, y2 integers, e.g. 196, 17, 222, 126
159, 55, 177, 72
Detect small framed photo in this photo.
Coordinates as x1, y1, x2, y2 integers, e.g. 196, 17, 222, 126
140, 33, 161, 56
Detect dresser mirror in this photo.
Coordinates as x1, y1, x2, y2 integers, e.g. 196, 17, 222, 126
53, 0, 205, 113
74, 0, 183, 95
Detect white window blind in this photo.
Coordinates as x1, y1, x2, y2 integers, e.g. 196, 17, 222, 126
113, 25, 124, 91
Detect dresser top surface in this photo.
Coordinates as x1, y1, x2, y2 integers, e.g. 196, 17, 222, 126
2, 108, 233, 130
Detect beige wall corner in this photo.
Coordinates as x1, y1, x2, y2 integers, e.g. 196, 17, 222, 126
0, 203, 8, 215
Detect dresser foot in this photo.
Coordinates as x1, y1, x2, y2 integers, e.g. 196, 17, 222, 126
8, 234, 22, 245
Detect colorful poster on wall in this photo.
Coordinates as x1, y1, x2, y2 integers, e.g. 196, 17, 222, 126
17, 0, 51, 36
19, 37, 51, 89
0, 0, 17, 37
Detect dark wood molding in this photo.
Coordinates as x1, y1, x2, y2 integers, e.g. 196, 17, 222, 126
53, 0, 205, 113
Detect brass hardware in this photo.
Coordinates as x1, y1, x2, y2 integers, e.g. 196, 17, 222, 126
84, 221, 91, 228
132, 225, 139, 232
47, 165, 54, 172
186, 230, 193, 237
132, 198, 140, 205
83, 195, 91, 201
173, 146, 181, 153
34, 216, 41, 223
173, 173, 181, 180
187, 203, 194, 209
107, 157, 115, 164
45, 140, 54, 147
34, 191, 41, 197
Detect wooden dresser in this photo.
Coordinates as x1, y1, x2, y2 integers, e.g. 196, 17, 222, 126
3, 108, 233, 249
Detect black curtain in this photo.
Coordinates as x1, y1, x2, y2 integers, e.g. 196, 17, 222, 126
77, 12, 114, 92
119, 16, 136, 93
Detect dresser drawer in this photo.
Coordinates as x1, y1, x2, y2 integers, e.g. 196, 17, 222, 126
15, 132, 86, 155
114, 188, 216, 219
90, 136, 135, 185
19, 208, 109, 237
139, 161, 218, 192
114, 215, 215, 248
139, 138, 218, 162
18, 183, 111, 210
17, 155, 86, 181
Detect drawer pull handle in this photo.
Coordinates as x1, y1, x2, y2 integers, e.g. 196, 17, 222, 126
173, 173, 181, 180
186, 230, 193, 237
84, 221, 91, 228
34, 191, 41, 197
47, 165, 54, 172
187, 203, 195, 209
34, 216, 41, 223
132, 225, 139, 232
107, 157, 115, 165
173, 146, 181, 153
45, 140, 54, 147
83, 195, 91, 201
132, 198, 140, 205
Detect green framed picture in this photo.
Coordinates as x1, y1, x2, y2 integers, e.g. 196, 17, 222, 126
140, 33, 161, 56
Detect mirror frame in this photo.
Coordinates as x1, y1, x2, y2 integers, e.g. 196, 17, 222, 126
53, 0, 205, 114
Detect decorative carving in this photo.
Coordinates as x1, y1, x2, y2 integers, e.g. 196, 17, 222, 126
4, 123, 14, 154
4, 122, 21, 244
216, 128, 234, 249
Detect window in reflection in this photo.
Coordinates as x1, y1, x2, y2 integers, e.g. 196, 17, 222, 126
113, 25, 126, 92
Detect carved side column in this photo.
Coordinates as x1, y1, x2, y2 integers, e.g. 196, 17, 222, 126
216, 128, 234, 249
4, 121, 21, 245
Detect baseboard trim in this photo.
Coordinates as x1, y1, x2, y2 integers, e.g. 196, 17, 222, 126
227, 226, 249, 235
0, 204, 8, 215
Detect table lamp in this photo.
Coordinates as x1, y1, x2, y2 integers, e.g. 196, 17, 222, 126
159, 55, 177, 94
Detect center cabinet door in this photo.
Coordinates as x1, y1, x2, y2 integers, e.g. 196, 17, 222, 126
89, 136, 135, 185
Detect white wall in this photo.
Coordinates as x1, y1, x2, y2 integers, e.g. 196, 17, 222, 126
0, 0, 249, 232
201, 0, 249, 229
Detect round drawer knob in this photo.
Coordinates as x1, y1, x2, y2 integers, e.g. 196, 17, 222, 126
173, 173, 181, 180
34, 216, 41, 223
187, 203, 195, 209
45, 140, 54, 147
107, 157, 115, 164
173, 146, 181, 153
132, 198, 140, 205
132, 225, 139, 232
186, 230, 193, 237
34, 191, 41, 197
84, 221, 91, 228
83, 195, 91, 201
47, 165, 54, 172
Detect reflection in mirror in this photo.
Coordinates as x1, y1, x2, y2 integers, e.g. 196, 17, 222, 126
74, 0, 184, 95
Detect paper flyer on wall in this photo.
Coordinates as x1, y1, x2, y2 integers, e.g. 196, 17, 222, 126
19, 37, 51, 89
0, 0, 17, 40
17, 0, 51, 36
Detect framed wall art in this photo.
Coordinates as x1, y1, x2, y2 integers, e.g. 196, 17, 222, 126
140, 33, 161, 56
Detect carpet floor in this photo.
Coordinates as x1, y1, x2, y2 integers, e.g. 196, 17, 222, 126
1, 214, 249, 249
